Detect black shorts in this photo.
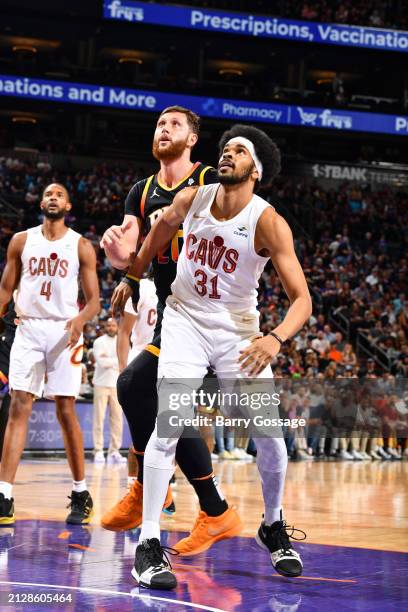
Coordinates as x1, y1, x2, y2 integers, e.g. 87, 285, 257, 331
146, 300, 165, 351
0, 329, 15, 386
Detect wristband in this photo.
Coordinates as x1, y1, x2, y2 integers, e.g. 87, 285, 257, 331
122, 274, 141, 312
269, 331, 284, 345
122, 274, 140, 293
126, 273, 140, 282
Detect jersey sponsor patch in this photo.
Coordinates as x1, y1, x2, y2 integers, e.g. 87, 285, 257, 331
234, 226, 248, 238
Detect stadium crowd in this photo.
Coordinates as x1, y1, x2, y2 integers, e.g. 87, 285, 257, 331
0, 154, 407, 461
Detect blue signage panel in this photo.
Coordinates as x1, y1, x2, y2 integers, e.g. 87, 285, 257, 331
27, 400, 132, 450
1, 75, 408, 136
102, 0, 408, 53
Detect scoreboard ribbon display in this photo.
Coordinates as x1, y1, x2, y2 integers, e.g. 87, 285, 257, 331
1, 74, 408, 137
103, 0, 408, 54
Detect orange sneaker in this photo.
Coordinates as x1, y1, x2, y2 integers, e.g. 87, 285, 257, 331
101, 482, 174, 532
173, 506, 243, 556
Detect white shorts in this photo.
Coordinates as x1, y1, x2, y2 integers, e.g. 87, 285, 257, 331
156, 297, 276, 437
127, 346, 141, 365
159, 296, 273, 381
9, 318, 83, 399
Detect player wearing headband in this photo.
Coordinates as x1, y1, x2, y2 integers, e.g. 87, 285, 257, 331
112, 124, 312, 590
101, 107, 241, 542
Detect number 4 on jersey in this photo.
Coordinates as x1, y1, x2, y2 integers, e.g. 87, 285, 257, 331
40, 280, 52, 301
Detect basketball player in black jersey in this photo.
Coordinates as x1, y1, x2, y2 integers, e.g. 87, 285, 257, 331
100, 107, 242, 549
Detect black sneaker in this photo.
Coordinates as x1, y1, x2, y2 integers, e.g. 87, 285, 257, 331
256, 514, 305, 577
132, 538, 177, 590
162, 500, 176, 516
66, 491, 94, 525
0, 493, 14, 526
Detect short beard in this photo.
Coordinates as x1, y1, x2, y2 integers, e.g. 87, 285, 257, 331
152, 137, 189, 161
43, 209, 66, 220
217, 164, 254, 185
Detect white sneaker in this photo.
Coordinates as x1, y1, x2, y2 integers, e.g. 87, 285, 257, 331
94, 451, 105, 463
239, 449, 254, 460
340, 450, 353, 460
370, 450, 381, 460
107, 451, 127, 464
351, 450, 364, 460
211, 453, 219, 461
219, 450, 235, 460
387, 448, 402, 460
297, 449, 314, 460
360, 451, 371, 460
376, 447, 391, 460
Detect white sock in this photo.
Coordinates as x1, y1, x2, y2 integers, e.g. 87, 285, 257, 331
72, 479, 87, 493
264, 506, 283, 525
139, 519, 161, 542
139, 465, 173, 544
256, 437, 287, 527
0, 481, 13, 500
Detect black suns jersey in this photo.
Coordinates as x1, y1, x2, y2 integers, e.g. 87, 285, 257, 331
125, 162, 218, 305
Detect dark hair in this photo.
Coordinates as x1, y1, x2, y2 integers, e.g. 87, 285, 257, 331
159, 106, 200, 135
218, 124, 281, 185
42, 182, 69, 199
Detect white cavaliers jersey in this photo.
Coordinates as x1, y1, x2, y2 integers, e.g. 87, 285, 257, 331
171, 183, 270, 314
16, 225, 81, 320
124, 278, 157, 358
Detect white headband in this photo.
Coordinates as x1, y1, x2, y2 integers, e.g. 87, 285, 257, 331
225, 136, 263, 180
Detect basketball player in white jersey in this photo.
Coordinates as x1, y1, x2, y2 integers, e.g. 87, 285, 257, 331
0, 183, 100, 525
112, 124, 312, 589
117, 277, 157, 371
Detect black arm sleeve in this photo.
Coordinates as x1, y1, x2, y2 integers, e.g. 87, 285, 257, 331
124, 179, 147, 218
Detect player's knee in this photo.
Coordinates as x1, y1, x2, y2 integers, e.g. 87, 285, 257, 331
9, 391, 32, 420
145, 432, 177, 470
55, 398, 76, 424
256, 436, 288, 473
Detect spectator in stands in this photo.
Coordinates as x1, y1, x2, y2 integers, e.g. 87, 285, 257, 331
341, 343, 357, 367
92, 318, 126, 464
311, 330, 330, 356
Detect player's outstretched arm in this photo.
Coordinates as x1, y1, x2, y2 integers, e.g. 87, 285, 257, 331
100, 215, 142, 270
261, 209, 312, 339
117, 311, 136, 371
65, 238, 101, 349
0, 233, 26, 316
111, 187, 197, 315
239, 209, 312, 376
128, 186, 197, 280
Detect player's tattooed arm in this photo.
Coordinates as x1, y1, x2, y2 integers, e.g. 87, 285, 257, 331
65, 237, 101, 349
100, 215, 142, 270
239, 209, 312, 376
111, 187, 198, 315
0, 232, 26, 317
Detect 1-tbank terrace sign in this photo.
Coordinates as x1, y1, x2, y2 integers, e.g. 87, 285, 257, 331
103, 0, 408, 53
1, 75, 408, 136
